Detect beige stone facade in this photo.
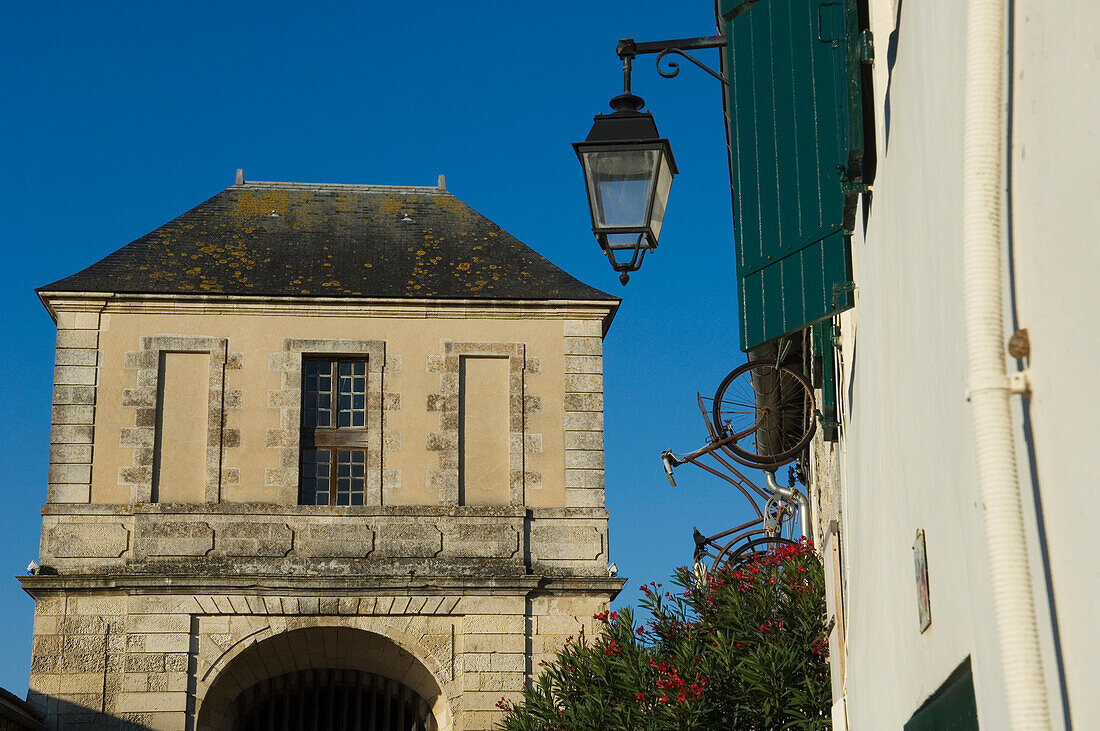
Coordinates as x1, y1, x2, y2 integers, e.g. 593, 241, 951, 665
23, 294, 621, 730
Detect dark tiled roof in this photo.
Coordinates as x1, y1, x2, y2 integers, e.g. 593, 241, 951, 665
39, 181, 617, 302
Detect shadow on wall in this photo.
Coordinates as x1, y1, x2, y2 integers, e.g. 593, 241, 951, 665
25, 696, 153, 730
884, 0, 905, 154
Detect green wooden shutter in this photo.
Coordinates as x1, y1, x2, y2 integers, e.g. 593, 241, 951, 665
723, 0, 864, 351
904, 660, 980, 731
811, 321, 839, 441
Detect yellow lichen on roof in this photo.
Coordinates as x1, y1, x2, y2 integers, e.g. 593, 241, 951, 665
233, 190, 305, 220
333, 193, 359, 216
433, 195, 469, 218
378, 194, 424, 219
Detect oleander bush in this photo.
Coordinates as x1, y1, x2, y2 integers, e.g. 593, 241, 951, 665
497, 539, 831, 730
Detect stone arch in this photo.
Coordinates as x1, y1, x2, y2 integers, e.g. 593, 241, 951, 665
196, 625, 452, 731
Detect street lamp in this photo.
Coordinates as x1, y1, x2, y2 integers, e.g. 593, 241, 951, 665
573, 95, 677, 285
575, 35, 725, 284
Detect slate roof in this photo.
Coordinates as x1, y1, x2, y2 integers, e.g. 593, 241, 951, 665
39, 181, 617, 303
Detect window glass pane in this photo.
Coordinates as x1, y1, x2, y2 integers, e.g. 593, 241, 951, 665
335, 359, 367, 429
335, 449, 366, 506
302, 359, 333, 428
301, 449, 331, 505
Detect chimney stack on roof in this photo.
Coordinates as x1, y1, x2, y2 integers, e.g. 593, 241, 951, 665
235, 169, 244, 185
437, 174, 446, 192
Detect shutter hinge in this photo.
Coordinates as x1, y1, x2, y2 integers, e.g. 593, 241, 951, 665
859, 29, 875, 63
818, 411, 840, 433
815, 409, 840, 431
840, 178, 871, 196
837, 166, 871, 196
831, 281, 856, 310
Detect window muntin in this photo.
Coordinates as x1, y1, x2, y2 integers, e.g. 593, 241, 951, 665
301, 357, 368, 506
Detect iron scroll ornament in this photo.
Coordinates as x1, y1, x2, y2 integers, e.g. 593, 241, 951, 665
654, 47, 728, 84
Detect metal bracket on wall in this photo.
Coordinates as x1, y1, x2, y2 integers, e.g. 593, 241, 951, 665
831, 280, 856, 310
815, 408, 840, 431
616, 35, 729, 89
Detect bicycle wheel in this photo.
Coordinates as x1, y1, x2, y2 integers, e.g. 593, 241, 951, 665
711, 361, 816, 467
728, 536, 799, 570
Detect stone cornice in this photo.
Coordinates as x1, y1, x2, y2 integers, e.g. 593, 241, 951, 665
39, 503, 608, 519
18, 573, 625, 597
37, 291, 619, 329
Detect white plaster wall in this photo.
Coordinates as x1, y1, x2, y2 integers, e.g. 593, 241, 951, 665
1006, 1, 1100, 726
836, 2, 1003, 726
824, 0, 1098, 727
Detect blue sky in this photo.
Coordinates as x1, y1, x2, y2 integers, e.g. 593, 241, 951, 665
0, 1, 758, 693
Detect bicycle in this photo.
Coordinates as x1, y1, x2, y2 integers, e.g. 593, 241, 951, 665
661, 360, 817, 574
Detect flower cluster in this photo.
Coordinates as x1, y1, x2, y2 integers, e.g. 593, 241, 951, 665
497, 540, 830, 730
649, 658, 706, 703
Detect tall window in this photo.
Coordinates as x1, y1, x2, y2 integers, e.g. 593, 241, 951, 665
300, 358, 367, 505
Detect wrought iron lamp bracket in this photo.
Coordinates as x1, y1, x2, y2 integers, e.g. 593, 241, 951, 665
616, 35, 729, 92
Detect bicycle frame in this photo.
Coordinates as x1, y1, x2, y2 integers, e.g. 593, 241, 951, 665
664, 394, 809, 572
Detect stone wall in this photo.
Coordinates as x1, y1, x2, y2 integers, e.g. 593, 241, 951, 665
59, 304, 611, 507
48, 308, 102, 504
23, 580, 616, 731
36, 504, 610, 579
26, 298, 623, 730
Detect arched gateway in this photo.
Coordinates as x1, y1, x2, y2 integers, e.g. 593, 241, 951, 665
198, 627, 447, 731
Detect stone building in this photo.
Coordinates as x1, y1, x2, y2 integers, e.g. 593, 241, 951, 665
20, 176, 622, 730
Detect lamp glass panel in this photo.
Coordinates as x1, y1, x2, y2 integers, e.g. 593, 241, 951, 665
648, 153, 675, 242
604, 231, 648, 251
582, 149, 659, 230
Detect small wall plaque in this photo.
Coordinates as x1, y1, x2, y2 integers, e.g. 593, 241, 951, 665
913, 529, 931, 633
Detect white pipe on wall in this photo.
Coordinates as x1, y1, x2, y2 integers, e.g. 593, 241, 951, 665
962, 0, 1051, 727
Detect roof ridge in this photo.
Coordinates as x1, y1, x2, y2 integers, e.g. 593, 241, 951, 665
236, 180, 450, 195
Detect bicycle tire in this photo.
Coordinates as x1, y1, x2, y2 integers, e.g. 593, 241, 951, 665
711, 361, 817, 467
728, 536, 799, 569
